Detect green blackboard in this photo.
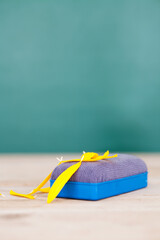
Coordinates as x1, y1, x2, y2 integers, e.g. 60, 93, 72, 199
0, 0, 160, 153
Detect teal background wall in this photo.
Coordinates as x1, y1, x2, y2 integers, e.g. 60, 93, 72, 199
0, 0, 160, 153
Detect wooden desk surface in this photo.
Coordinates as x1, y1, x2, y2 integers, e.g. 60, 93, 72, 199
0, 154, 160, 240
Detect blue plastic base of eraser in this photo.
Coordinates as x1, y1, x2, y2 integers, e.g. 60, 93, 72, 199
50, 172, 148, 200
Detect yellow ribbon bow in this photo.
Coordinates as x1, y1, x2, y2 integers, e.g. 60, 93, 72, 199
10, 150, 117, 203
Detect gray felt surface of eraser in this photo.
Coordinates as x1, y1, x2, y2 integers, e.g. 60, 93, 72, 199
51, 154, 148, 183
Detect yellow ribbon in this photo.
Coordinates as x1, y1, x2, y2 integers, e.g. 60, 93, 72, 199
10, 150, 117, 203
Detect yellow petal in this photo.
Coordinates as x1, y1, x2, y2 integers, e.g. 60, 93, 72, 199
0, 193, 5, 197
102, 150, 109, 158
60, 159, 80, 164
47, 161, 81, 203
10, 190, 35, 199
29, 171, 52, 195
39, 187, 50, 193
105, 154, 118, 159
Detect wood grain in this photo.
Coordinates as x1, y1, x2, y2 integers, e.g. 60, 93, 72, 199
0, 153, 160, 240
